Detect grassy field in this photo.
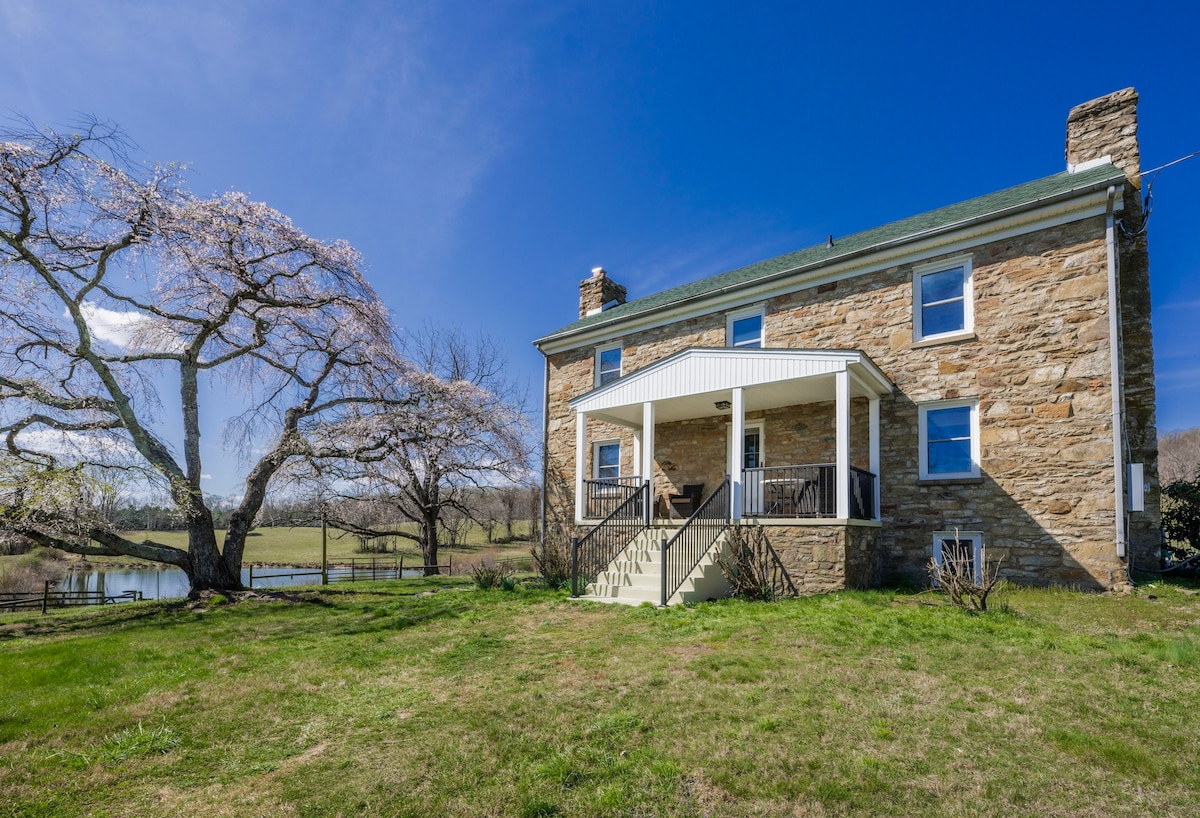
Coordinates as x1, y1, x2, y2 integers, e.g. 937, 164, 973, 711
17, 522, 536, 569
1, 581, 1199, 817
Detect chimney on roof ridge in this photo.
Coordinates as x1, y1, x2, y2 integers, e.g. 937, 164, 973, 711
579, 267, 627, 318
1066, 87, 1141, 187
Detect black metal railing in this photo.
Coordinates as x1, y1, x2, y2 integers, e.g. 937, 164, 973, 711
849, 466, 876, 520
661, 478, 731, 605
741, 464, 876, 520
743, 464, 834, 517
572, 480, 651, 596
583, 476, 644, 519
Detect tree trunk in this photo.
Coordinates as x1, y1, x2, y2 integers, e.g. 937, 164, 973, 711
421, 510, 440, 576
185, 520, 243, 593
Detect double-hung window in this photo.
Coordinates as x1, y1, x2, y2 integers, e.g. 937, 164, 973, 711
595, 344, 622, 386
727, 306, 765, 348
919, 399, 980, 479
593, 441, 620, 481
914, 257, 973, 342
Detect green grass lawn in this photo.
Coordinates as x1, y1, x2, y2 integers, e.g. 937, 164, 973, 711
1, 581, 1199, 817
40, 521, 536, 568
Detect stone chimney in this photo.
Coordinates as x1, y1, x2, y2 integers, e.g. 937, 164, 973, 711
1066, 87, 1141, 187
579, 267, 627, 318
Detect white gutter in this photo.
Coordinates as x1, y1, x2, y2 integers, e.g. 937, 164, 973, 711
1104, 185, 1127, 559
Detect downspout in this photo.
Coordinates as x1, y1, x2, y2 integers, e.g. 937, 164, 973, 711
1104, 185, 1127, 560
539, 349, 550, 560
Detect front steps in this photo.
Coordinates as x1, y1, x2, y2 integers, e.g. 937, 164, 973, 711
577, 528, 731, 606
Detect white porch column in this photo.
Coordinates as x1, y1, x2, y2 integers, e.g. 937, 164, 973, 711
869, 395, 881, 520
575, 410, 586, 522
835, 369, 850, 520
641, 401, 655, 493
731, 387, 744, 520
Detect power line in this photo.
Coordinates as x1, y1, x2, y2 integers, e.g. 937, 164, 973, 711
1119, 150, 1200, 238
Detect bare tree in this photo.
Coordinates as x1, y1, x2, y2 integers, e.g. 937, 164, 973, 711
320, 326, 531, 574
0, 121, 437, 592
1160, 428, 1200, 485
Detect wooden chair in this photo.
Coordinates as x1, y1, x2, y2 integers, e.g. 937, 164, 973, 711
667, 483, 705, 518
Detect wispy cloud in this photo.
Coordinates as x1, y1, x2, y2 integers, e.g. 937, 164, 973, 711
76, 303, 149, 349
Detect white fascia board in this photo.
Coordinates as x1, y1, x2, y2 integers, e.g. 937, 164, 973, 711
536, 188, 1117, 355
569, 347, 892, 414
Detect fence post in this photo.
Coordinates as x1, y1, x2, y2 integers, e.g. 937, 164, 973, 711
661, 537, 669, 607
41, 580, 50, 615
249, 565, 255, 589
571, 537, 580, 597
448, 555, 452, 575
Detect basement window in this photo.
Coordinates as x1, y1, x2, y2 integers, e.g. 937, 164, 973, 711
933, 531, 984, 584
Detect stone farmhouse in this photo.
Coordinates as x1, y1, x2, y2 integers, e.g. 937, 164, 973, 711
534, 89, 1159, 605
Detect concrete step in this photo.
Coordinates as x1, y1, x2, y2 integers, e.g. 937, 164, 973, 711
578, 529, 732, 606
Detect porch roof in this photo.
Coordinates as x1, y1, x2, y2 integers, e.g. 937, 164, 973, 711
570, 347, 893, 427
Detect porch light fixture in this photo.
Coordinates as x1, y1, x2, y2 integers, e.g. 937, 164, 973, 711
714, 400, 732, 411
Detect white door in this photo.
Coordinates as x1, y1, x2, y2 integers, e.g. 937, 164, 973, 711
729, 422, 765, 514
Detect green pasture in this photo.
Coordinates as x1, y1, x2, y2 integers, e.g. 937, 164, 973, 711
1, 581, 1198, 816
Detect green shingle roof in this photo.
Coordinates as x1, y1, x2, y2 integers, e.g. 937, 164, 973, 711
537, 162, 1125, 346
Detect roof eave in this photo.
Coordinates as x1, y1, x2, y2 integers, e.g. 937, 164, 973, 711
533, 171, 1124, 352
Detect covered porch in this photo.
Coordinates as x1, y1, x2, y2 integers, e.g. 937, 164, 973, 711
570, 347, 894, 524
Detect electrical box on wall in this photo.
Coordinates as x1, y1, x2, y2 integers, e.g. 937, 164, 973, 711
1129, 463, 1145, 512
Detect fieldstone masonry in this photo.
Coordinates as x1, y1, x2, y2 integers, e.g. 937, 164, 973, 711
542, 89, 1160, 593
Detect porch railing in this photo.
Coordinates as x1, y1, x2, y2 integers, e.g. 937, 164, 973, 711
849, 466, 876, 520
661, 478, 731, 606
742, 464, 876, 520
583, 476, 644, 519
572, 480, 651, 596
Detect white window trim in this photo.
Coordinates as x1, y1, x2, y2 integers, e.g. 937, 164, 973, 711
592, 439, 621, 480
913, 256, 973, 343
594, 343, 623, 388
932, 530, 984, 584
726, 304, 766, 348
918, 398, 980, 480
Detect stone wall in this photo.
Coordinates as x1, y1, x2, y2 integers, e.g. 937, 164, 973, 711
757, 523, 881, 595
545, 215, 1132, 589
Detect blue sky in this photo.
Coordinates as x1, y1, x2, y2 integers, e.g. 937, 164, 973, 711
2, 0, 1197, 495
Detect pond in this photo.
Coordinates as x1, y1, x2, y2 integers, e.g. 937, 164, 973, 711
56, 566, 381, 600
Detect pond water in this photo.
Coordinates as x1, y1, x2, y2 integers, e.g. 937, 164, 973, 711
55, 566, 428, 600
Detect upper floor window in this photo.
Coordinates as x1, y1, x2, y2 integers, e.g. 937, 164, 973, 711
727, 305, 765, 348
594, 440, 620, 480
596, 344, 622, 386
914, 257, 973, 342
918, 398, 980, 480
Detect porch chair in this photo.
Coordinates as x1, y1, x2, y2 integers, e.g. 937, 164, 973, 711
668, 483, 705, 518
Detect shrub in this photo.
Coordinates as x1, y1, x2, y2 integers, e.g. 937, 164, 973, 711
470, 559, 513, 590
1162, 477, 1200, 563
0, 549, 68, 594
927, 534, 1003, 612
531, 530, 572, 589
717, 524, 792, 602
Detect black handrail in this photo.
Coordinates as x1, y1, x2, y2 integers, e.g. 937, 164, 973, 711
660, 478, 731, 605
572, 480, 651, 596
